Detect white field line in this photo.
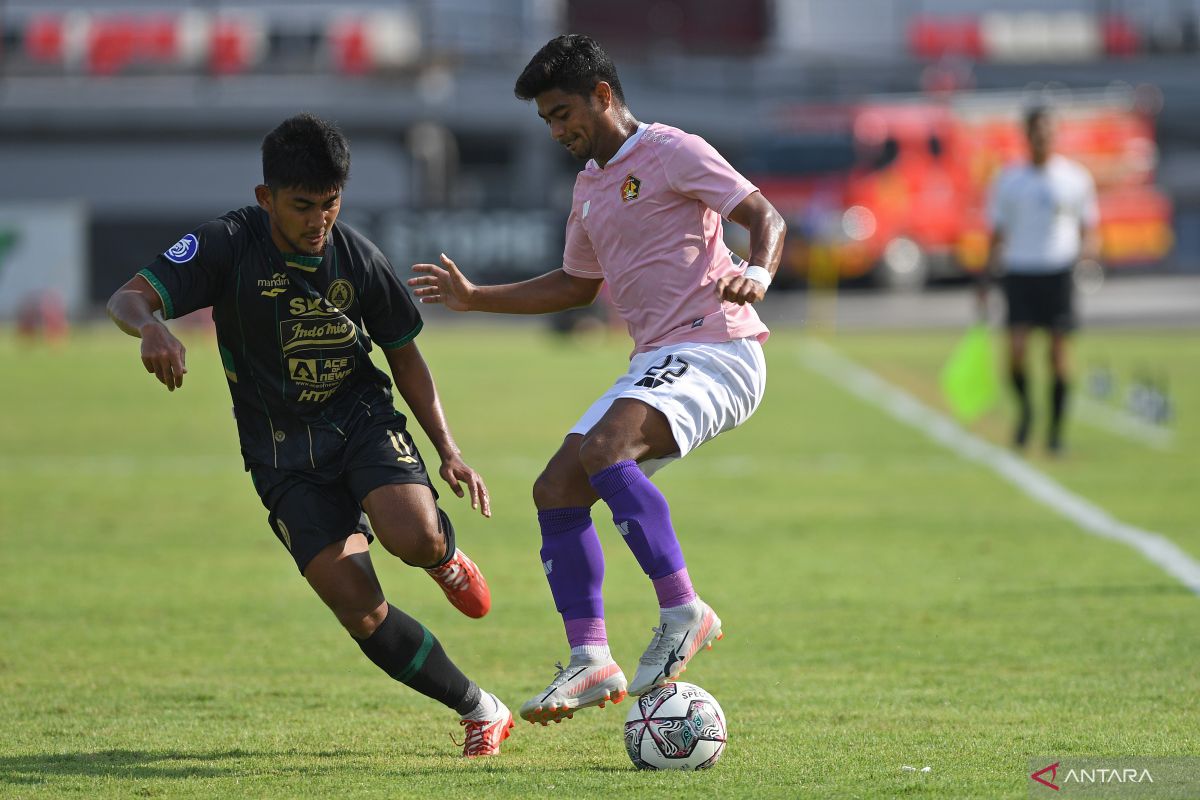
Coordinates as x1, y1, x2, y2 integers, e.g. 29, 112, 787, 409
1075, 396, 1175, 451
799, 340, 1200, 595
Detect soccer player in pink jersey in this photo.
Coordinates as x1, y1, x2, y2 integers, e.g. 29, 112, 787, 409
410, 34, 786, 725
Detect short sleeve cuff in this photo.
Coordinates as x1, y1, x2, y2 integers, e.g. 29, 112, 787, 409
137, 268, 175, 319
718, 183, 758, 219
377, 318, 423, 350
562, 263, 604, 279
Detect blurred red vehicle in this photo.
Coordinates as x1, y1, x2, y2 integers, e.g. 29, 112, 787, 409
743, 90, 1173, 289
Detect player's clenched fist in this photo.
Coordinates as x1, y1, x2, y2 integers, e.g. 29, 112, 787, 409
409, 253, 476, 312
139, 322, 187, 391
716, 275, 766, 306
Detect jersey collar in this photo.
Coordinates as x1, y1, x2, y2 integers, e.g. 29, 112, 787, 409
587, 122, 649, 172
249, 206, 329, 273
282, 253, 324, 272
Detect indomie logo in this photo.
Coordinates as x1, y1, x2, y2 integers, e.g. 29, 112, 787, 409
280, 319, 355, 354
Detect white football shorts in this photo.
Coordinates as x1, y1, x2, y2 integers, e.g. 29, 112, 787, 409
568, 337, 767, 476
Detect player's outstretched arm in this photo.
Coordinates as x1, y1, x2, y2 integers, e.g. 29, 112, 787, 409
383, 341, 491, 518
719, 191, 787, 306
107, 275, 188, 392
410, 253, 602, 315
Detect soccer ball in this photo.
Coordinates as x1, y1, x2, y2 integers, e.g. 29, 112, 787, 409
624, 682, 727, 770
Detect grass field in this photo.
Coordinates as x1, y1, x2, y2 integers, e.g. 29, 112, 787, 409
1, 321, 1197, 799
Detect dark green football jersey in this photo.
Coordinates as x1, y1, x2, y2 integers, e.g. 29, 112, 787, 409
139, 206, 423, 472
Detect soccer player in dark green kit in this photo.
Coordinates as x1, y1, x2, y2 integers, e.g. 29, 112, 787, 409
107, 113, 513, 756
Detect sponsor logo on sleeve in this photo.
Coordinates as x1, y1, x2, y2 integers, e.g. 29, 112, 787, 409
164, 234, 199, 264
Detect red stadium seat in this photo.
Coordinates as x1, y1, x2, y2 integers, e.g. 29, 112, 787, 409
209, 17, 266, 75
25, 15, 65, 63
329, 18, 373, 75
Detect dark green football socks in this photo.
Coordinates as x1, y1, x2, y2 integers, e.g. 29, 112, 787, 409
355, 603, 479, 713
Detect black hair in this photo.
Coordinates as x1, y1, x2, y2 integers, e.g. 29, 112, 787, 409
1025, 105, 1050, 130
261, 113, 350, 193
514, 34, 625, 104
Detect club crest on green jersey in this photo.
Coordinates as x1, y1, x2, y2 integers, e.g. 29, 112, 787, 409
326, 278, 355, 312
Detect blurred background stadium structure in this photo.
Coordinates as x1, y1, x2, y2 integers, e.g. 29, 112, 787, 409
1, 0, 1199, 319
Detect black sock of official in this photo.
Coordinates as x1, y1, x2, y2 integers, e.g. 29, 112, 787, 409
1011, 370, 1031, 445
1050, 377, 1069, 446
355, 603, 480, 714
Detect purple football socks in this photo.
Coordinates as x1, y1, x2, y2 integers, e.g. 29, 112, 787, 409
537, 507, 607, 648
651, 566, 697, 609
590, 460, 696, 608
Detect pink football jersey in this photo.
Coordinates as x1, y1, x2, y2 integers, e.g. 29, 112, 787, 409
561, 122, 770, 355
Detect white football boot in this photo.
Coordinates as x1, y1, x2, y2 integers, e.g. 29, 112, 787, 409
457, 692, 513, 758
519, 658, 628, 725
628, 600, 723, 696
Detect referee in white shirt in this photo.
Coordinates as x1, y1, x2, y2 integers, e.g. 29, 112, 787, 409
981, 106, 1101, 454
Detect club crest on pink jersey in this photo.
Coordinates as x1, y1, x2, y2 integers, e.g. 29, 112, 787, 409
620, 174, 641, 202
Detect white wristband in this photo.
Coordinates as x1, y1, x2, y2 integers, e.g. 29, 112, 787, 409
743, 265, 772, 289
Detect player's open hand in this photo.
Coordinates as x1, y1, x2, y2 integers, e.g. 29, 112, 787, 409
409, 253, 476, 312
716, 275, 766, 306
140, 322, 187, 391
439, 454, 491, 518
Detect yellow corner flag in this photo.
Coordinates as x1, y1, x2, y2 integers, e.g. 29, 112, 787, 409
940, 324, 999, 422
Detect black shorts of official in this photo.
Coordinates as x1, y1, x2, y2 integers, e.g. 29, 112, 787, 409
249, 410, 438, 575
1003, 269, 1077, 332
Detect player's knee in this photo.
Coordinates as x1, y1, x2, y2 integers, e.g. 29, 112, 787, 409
533, 469, 569, 509
337, 601, 388, 639
378, 523, 445, 568
578, 430, 624, 475
408, 526, 447, 567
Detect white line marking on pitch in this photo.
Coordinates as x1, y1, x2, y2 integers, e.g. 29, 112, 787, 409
799, 340, 1200, 595
1075, 396, 1175, 451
